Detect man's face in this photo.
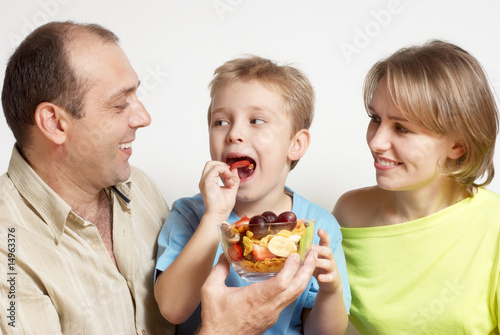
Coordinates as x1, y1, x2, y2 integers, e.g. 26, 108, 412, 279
63, 36, 151, 191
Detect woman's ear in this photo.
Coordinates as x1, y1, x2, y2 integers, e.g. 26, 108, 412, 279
448, 141, 466, 160
288, 129, 311, 161
34, 102, 69, 145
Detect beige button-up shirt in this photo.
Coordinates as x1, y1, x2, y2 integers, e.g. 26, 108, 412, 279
0, 147, 174, 335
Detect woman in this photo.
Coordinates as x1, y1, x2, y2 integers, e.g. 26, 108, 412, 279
334, 40, 499, 334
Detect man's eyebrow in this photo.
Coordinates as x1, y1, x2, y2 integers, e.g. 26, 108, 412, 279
108, 80, 141, 100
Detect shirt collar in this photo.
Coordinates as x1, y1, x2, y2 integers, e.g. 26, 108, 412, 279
8, 146, 134, 243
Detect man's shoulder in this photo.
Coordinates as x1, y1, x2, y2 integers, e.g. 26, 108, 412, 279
0, 171, 13, 198
125, 166, 169, 213
129, 165, 157, 186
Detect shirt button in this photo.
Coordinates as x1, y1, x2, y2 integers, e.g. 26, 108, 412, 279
92, 244, 98, 250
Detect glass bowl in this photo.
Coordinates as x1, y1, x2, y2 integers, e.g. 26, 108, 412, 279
218, 219, 315, 282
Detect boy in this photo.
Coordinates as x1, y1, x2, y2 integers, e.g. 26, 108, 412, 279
155, 56, 350, 334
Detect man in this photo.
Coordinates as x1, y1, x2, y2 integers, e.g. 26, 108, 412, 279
0, 21, 174, 334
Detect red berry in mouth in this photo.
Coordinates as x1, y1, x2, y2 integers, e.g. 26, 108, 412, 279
229, 160, 254, 171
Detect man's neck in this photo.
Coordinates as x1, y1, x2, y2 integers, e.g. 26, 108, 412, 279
25, 146, 106, 221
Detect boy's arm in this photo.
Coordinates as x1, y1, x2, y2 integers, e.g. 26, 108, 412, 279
154, 161, 239, 325
303, 229, 348, 335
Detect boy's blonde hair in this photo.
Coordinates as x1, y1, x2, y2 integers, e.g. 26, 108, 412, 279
208, 55, 315, 170
364, 40, 499, 193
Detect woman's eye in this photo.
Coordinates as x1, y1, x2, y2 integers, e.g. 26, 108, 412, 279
396, 124, 410, 134
368, 114, 381, 123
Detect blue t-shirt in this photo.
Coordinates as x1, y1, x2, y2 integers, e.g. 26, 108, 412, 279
156, 187, 351, 334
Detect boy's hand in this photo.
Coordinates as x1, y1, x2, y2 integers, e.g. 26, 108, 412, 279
311, 229, 342, 294
199, 161, 240, 220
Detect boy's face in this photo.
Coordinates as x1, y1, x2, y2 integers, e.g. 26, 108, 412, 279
209, 79, 297, 203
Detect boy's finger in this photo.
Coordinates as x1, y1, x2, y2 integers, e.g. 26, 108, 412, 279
317, 228, 331, 247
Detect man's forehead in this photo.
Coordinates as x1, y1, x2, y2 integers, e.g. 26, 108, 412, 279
67, 36, 135, 86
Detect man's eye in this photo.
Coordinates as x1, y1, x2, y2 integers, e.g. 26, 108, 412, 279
115, 103, 129, 110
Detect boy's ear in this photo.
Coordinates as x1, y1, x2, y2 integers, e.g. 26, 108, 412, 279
34, 102, 70, 145
288, 129, 310, 161
448, 140, 466, 160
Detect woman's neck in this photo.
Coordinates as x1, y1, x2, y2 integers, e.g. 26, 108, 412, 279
387, 178, 469, 224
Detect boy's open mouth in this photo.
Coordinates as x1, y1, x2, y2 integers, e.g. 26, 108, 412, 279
226, 156, 256, 179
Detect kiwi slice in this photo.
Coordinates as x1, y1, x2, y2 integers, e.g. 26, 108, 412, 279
298, 220, 315, 259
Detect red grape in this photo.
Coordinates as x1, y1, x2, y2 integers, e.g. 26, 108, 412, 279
248, 215, 269, 238
261, 211, 278, 223
277, 211, 297, 223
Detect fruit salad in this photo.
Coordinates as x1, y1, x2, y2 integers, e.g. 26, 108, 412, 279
218, 211, 314, 282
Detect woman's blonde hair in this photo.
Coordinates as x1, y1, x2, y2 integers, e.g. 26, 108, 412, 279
207, 55, 314, 170
364, 40, 499, 193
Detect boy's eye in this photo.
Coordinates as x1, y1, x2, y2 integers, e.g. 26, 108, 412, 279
251, 118, 265, 125
214, 120, 229, 127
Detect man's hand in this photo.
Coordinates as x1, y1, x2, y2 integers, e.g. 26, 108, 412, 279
198, 251, 317, 335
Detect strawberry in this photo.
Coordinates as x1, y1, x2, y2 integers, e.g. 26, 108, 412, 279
229, 160, 254, 171
228, 244, 243, 261
252, 244, 277, 261
234, 215, 250, 234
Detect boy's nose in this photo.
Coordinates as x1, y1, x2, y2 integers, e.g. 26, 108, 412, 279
226, 125, 244, 143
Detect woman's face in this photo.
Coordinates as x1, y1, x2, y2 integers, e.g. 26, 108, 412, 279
366, 77, 460, 192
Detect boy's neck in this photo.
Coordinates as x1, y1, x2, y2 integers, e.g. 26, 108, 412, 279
233, 188, 293, 218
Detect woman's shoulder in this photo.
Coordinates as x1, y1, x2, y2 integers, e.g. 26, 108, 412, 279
333, 186, 386, 228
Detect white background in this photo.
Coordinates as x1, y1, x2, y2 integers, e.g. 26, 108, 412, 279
1, 0, 499, 212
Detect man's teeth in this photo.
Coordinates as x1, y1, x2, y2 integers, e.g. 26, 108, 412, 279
119, 142, 132, 149
376, 157, 398, 166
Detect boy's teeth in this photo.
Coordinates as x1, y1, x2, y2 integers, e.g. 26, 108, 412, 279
119, 142, 132, 149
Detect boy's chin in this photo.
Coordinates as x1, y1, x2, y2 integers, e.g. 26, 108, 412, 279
235, 188, 257, 203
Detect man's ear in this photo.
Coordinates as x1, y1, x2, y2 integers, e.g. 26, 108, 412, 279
34, 102, 69, 145
288, 129, 311, 161
448, 141, 466, 160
